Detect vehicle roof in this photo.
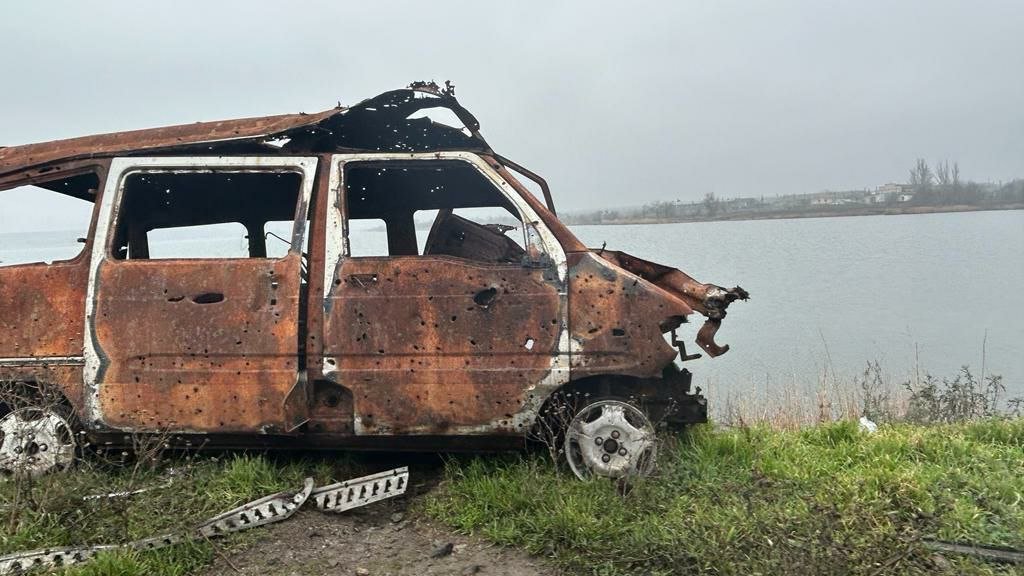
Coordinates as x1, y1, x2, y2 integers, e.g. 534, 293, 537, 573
0, 82, 489, 178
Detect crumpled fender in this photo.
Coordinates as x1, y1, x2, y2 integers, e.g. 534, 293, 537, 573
595, 250, 749, 357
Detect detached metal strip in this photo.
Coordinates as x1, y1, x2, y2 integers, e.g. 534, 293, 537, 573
199, 477, 313, 537
924, 539, 1024, 564
0, 545, 117, 574
312, 466, 408, 513
0, 468, 406, 575
0, 356, 85, 367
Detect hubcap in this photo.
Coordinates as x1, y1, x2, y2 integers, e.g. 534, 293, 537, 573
0, 408, 76, 478
564, 400, 656, 480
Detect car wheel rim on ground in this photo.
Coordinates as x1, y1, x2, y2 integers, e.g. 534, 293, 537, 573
564, 399, 656, 480
0, 407, 76, 478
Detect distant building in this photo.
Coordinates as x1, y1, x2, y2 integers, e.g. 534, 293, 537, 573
869, 183, 912, 203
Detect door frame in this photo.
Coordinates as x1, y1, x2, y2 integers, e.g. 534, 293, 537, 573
323, 152, 572, 434
82, 156, 318, 428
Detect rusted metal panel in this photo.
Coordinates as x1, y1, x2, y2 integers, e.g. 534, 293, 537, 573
0, 82, 493, 179
595, 250, 749, 357
323, 256, 562, 435
92, 256, 304, 432
566, 252, 691, 380
0, 260, 90, 359
0, 110, 340, 177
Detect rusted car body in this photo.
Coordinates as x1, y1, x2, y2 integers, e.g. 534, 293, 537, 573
0, 83, 746, 478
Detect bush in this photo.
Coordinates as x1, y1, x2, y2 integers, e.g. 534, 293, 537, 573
904, 367, 1007, 424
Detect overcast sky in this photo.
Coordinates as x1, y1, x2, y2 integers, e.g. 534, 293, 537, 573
1, 0, 1022, 232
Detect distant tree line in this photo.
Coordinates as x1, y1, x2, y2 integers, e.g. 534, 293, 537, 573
563, 160, 1023, 225
907, 158, 1023, 206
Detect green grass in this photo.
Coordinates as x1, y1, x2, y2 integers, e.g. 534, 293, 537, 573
424, 419, 1024, 575
0, 452, 362, 576
4, 420, 1021, 575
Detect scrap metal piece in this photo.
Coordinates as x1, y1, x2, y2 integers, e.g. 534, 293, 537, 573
924, 539, 1024, 564
198, 477, 314, 538
0, 478, 315, 575
0, 544, 117, 575
0, 469, 407, 575
595, 250, 749, 357
312, 466, 408, 513
82, 478, 175, 501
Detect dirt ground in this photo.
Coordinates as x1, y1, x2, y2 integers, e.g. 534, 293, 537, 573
201, 461, 557, 576
201, 503, 555, 576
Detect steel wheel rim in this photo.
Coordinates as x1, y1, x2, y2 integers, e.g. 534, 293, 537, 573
0, 408, 76, 478
564, 399, 656, 480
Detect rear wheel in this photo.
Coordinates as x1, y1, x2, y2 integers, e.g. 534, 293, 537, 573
563, 398, 656, 480
0, 395, 77, 478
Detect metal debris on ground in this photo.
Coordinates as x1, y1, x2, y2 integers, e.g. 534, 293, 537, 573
923, 539, 1024, 564
312, 466, 408, 513
81, 477, 176, 501
0, 467, 408, 575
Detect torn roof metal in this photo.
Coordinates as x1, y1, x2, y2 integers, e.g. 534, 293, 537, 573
0, 83, 490, 178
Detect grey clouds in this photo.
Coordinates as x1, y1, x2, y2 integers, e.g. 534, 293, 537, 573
1, 0, 1021, 222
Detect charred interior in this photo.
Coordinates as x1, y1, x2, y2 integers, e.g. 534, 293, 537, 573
344, 160, 525, 262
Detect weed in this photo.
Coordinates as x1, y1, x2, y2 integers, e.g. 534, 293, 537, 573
904, 367, 1008, 424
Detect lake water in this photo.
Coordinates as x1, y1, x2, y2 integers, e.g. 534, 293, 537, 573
572, 210, 1024, 401
2, 210, 1021, 402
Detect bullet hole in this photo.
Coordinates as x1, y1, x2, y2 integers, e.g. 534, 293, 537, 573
192, 293, 224, 304
473, 287, 498, 306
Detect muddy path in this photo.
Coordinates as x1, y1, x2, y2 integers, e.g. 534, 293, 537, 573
201, 454, 557, 576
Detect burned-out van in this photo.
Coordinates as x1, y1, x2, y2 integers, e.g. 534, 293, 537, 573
0, 83, 747, 480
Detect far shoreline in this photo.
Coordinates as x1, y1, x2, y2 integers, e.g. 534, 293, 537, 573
565, 203, 1024, 226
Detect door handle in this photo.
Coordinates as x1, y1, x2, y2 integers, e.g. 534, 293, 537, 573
348, 273, 378, 287
192, 292, 225, 304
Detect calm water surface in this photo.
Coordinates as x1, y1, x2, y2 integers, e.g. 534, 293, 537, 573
2, 211, 1021, 399
572, 210, 1024, 398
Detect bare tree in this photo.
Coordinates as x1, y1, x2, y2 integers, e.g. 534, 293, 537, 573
935, 160, 951, 186
909, 159, 933, 191
952, 162, 961, 188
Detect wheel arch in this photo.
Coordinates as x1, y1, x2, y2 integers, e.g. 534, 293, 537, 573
530, 367, 703, 438
1, 376, 78, 417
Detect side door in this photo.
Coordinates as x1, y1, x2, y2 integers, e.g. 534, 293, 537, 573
321, 153, 569, 436
84, 157, 317, 433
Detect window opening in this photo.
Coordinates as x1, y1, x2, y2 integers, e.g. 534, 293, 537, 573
344, 160, 527, 264
111, 171, 303, 260
0, 172, 98, 267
